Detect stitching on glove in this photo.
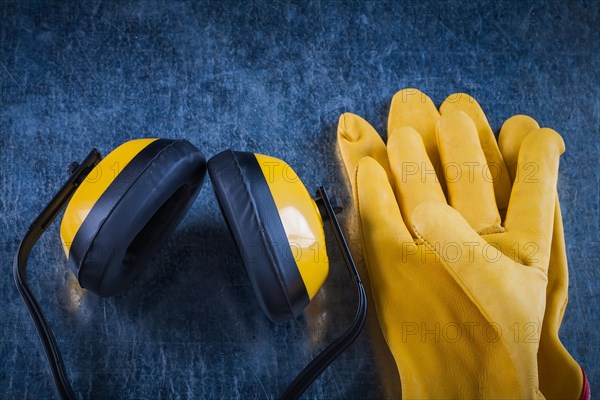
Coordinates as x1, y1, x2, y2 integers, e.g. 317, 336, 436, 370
477, 224, 505, 235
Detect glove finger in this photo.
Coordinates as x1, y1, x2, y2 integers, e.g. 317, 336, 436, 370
439, 93, 512, 215
498, 115, 540, 182
338, 112, 392, 190
537, 200, 585, 400
387, 126, 446, 239
355, 156, 413, 256
436, 110, 504, 234
498, 116, 570, 318
388, 88, 445, 192
544, 199, 569, 325
504, 128, 565, 270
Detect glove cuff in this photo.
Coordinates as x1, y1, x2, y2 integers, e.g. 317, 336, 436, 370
580, 367, 591, 400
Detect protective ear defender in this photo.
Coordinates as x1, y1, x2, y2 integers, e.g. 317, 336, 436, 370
207, 150, 329, 322
14, 141, 366, 400
60, 139, 206, 297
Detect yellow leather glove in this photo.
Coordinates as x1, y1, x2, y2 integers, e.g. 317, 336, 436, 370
337, 89, 567, 398
441, 95, 589, 400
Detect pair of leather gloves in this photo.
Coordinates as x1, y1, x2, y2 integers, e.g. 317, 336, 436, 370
337, 89, 589, 399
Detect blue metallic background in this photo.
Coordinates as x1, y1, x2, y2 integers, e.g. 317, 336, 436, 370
1, 1, 598, 399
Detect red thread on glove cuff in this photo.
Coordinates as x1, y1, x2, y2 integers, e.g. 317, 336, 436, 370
580, 367, 591, 400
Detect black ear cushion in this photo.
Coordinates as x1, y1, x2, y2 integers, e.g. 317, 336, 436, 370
70, 139, 206, 297
207, 150, 309, 323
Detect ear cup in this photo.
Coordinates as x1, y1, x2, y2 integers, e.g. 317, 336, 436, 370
60, 139, 206, 296
207, 150, 328, 322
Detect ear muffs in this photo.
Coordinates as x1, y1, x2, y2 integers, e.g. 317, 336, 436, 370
207, 150, 329, 322
60, 139, 206, 297
17, 144, 364, 400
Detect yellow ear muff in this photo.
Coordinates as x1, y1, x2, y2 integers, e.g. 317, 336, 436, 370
254, 153, 328, 299
207, 150, 328, 322
16, 143, 366, 400
61, 139, 206, 296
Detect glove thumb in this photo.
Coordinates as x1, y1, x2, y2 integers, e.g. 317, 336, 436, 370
411, 201, 547, 398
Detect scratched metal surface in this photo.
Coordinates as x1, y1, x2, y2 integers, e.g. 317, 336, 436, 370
1, 1, 598, 399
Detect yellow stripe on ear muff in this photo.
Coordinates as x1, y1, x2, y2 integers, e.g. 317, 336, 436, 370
60, 138, 158, 257
254, 154, 328, 300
